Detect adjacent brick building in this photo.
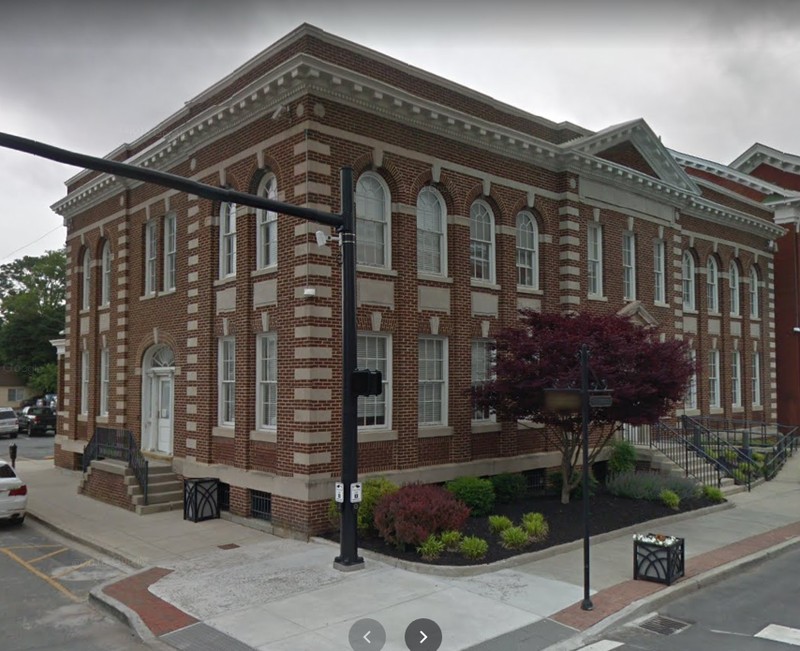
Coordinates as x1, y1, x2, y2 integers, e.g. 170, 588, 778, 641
52, 24, 787, 535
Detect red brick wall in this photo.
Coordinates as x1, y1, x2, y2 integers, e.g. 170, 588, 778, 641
80, 467, 134, 511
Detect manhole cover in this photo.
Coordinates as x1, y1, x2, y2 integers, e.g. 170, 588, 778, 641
638, 615, 690, 635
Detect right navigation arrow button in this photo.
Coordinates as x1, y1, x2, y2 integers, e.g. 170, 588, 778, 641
404, 618, 442, 651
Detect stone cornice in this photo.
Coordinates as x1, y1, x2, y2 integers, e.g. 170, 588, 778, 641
684, 197, 785, 239
730, 142, 800, 175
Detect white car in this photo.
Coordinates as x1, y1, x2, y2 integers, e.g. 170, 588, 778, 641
0, 460, 27, 525
0, 407, 18, 439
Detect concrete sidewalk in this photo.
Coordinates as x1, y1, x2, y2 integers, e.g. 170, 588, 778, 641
13, 455, 800, 651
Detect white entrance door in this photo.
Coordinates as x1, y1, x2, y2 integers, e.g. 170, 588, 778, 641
156, 375, 173, 454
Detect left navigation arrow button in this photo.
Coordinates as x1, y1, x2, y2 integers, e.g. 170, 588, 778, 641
349, 618, 386, 651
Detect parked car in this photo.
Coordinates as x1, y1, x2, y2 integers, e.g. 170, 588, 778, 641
0, 408, 18, 439
20, 406, 57, 436
0, 460, 27, 525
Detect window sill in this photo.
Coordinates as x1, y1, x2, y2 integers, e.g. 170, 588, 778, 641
732, 407, 744, 413
470, 279, 500, 290
471, 422, 501, 434
358, 429, 398, 443
516, 286, 543, 295
730, 314, 742, 320
78, 414, 88, 422
251, 266, 278, 278
682, 308, 698, 315
250, 429, 277, 443
750, 316, 761, 322
96, 416, 109, 424
517, 420, 544, 430
98, 304, 111, 312
160, 288, 177, 297
417, 273, 453, 284
709, 407, 724, 415
214, 276, 237, 287
654, 301, 670, 308
752, 405, 764, 411
588, 294, 608, 302
357, 265, 397, 277
707, 310, 722, 317
676, 408, 701, 416
139, 293, 158, 302
417, 426, 453, 439
212, 426, 235, 438
79, 309, 90, 316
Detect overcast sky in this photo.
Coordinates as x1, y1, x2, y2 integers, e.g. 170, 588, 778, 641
2, 0, 799, 264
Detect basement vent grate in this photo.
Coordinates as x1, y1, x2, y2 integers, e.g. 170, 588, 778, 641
638, 615, 690, 636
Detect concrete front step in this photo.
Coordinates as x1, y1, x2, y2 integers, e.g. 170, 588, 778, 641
131, 489, 183, 506
135, 501, 183, 515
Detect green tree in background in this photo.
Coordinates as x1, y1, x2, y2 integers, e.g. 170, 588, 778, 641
0, 249, 66, 388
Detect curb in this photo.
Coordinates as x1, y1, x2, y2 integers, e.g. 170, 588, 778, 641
312, 501, 734, 577
89, 579, 157, 642
542, 535, 800, 651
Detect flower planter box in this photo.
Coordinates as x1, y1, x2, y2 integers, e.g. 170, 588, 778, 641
633, 535, 685, 585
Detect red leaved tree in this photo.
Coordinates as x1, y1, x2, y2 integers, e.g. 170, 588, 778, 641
474, 311, 695, 504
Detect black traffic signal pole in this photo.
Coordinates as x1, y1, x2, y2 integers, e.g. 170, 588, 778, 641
0, 131, 364, 570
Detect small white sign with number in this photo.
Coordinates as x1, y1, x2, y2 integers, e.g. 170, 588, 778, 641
334, 482, 345, 503
350, 482, 363, 503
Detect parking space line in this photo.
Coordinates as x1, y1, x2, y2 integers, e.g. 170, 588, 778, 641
52, 559, 93, 580
28, 547, 68, 563
0, 547, 81, 602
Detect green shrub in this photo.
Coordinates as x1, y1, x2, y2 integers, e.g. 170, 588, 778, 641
439, 530, 463, 552
660, 489, 680, 510
490, 473, 528, 504
445, 476, 496, 517
608, 439, 638, 476
737, 462, 754, 477
460, 535, 489, 560
500, 526, 530, 549
374, 484, 470, 550
606, 471, 698, 501
417, 535, 445, 561
732, 469, 749, 485
752, 452, 766, 464
521, 512, 549, 542
488, 515, 513, 534
702, 485, 725, 503
357, 477, 399, 535
328, 499, 340, 529
661, 475, 702, 501
720, 448, 739, 463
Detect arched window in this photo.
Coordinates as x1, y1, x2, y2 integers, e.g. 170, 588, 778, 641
682, 251, 696, 311
81, 251, 91, 310
100, 241, 111, 307
219, 202, 237, 278
749, 266, 760, 318
416, 187, 446, 276
256, 173, 278, 269
516, 211, 539, 289
729, 261, 740, 316
470, 200, 495, 283
706, 257, 719, 313
355, 172, 390, 268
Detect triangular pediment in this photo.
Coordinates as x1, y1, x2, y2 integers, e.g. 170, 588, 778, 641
566, 119, 700, 194
617, 300, 659, 328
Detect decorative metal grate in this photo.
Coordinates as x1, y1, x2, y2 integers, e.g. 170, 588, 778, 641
638, 615, 690, 635
184, 478, 220, 523
524, 468, 547, 494
250, 489, 272, 521
218, 482, 230, 512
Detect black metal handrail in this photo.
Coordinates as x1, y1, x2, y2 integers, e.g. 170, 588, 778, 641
650, 420, 726, 489
763, 426, 799, 480
81, 427, 148, 505
681, 416, 751, 491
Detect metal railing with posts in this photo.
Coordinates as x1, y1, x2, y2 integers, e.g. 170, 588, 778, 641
680, 416, 751, 491
81, 427, 149, 505
649, 420, 727, 489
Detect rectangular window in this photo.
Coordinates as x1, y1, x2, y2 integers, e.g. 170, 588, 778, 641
653, 240, 666, 304
7, 388, 24, 402
684, 350, 697, 410
99, 348, 109, 416
708, 350, 720, 408
471, 339, 494, 421
145, 220, 158, 295
257, 333, 277, 429
357, 334, 390, 428
220, 203, 237, 278
219, 337, 236, 426
163, 213, 176, 291
587, 223, 603, 296
752, 352, 762, 407
80, 350, 89, 415
622, 231, 636, 300
731, 350, 741, 407
418, 337, 447, 426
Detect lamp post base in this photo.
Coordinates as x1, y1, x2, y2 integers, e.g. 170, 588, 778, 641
333, 557, 365, 572
581, 598, 594, 611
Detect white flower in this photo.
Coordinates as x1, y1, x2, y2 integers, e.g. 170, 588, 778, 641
633, 533, 680, 546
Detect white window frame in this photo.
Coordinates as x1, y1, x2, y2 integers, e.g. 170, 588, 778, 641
469, 200, 495, 284
682, 251, 696, 311
622, 231, 636, 301
81, 252, 91, 310
256, 174, 278, 270
708, 349, 720, 408
587, 223, 603, 296
418, 336, 448, 426
357, 333, 391, 429
163, 213, 176, 291
416, 186, 447, 276
219, 202, 237, 279
653, 239, 666, 304
750, 267, 760, 318
516, 211, 539, 289
100, 242, 111, 307
144, 220, 157, 296
80, 350, 89, 415
355, 172, 391, 269
731, 350, 742, 407
707, 257, 719, 313
99, 347, 109, 416
729, 261, 740, 316
752, 351, 762, 407
218, 337, 236, 426
471, 339, 495, 422
684, 349, 698, 410
256, 333, 278, 430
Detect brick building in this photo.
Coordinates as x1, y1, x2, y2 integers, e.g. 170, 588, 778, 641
52, 24, 786, 535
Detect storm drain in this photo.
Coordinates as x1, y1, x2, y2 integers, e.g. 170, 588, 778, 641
638, 615, 691, 635
161, 623, 258, 651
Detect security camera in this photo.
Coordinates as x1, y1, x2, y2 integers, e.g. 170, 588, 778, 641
793, 326, 800, 333
315, 230, 328, 247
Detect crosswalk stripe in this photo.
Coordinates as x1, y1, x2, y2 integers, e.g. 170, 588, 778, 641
579, 641, 624, 651
755, 624, 800, 646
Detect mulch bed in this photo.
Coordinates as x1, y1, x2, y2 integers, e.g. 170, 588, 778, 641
329, 490, 718, 566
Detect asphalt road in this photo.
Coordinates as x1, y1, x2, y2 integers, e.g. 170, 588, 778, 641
0, 518, 153, 651
580, 544, 800, 650
2, 430, 55, 461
